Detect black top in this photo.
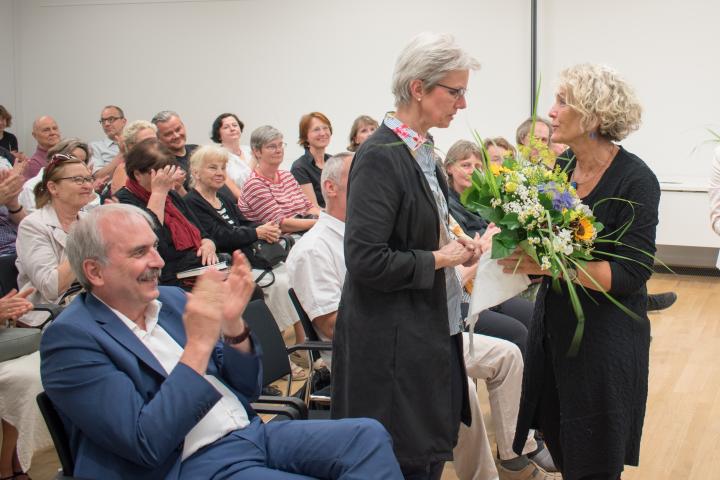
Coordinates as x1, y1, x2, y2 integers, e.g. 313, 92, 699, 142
0, 131, 18, 152
0, 146, 15, 166
175, 144, 198, 190
290, 149, 330, 208
448, 188, 488, 237
513, 147, 660, 478
115, 187, 209, 287
184, 188, 259, 253
333, 123, 470, 467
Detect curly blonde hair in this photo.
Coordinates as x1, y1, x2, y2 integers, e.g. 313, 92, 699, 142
558, 64, 642, 142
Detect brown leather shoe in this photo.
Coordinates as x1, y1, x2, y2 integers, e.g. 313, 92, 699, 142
498, 462, 562, 480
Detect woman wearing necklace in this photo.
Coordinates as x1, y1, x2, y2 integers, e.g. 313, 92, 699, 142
500, 64, 659, 480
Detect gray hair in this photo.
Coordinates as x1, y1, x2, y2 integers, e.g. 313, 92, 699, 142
250, 125, 283, 152
320, 152, 353, 203
66, 204, 155, 291
151, 110, 179, 125
391, 32, 480, 107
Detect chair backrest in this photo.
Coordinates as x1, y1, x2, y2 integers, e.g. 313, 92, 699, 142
287, 288, 322, 362
243, 299, 292, 386
0, 254, 19, 296
36, 392, 75, 476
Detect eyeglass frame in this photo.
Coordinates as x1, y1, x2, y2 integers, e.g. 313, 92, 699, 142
434, 83, 468, 99
263, 142, 287, 152
99, 116, 124, 125
54, 175, 96, 186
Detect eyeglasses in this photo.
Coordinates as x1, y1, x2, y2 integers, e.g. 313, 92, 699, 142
264, 142, 287, 152
435, 83, 468, 99
310, 125, 331, 134
99, 116, 123, 125
56, 175, 95, 185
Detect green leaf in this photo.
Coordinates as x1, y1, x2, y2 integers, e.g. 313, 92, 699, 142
519, 239, 539, 264
491, 235, 516, 259
498, 212, 521, 230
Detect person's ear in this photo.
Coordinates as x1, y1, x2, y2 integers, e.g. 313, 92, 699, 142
82, 259, 105, 289
409, 79, 424, 102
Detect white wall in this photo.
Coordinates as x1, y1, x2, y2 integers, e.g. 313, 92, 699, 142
539, 0, 720, 179
0, 1, 17, 129
5, 0, 530, 165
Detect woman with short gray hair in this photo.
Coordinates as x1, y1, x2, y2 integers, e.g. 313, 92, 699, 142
238, 126, 320, 234
332, 32, 481, 479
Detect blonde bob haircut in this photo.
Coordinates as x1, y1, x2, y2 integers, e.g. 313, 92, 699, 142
188, 144, 229, 189
558, 64, 642, 142
391, 32, 480, 107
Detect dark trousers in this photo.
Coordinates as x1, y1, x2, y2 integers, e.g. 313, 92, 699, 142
471, 296, 533, 357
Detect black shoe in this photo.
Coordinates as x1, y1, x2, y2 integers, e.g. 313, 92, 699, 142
261, 385, 282, 396
647, 292, 677, 311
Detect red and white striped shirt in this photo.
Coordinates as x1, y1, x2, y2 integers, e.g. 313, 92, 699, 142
238, 169, 313, 223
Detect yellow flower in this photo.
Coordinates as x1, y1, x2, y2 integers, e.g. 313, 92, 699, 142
490, 163, 510, 176
574, 217, 595, 241
505, 182, 518, 193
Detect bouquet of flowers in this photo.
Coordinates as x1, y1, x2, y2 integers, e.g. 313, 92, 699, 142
461, 125, 637, 355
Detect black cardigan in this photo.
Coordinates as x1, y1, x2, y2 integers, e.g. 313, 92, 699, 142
513, 147, 659, 478
184, 188, 258, 253
448, 188, 488, 237
332, 123, 470, 468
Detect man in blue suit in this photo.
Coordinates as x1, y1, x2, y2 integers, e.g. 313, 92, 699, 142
40, 203, 402, 480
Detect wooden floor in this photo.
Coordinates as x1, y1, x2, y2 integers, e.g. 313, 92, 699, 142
21, 273, 720, 480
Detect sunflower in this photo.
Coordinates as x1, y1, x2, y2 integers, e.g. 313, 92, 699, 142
574, 217, 595, 241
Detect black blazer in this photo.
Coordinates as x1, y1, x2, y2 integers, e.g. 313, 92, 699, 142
184, 188, 258, 253
332, 123, 469, 467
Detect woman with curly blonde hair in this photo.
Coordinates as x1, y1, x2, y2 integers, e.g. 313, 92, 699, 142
501, 64, 659, 480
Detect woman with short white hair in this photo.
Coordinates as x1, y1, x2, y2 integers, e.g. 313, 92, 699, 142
332, 32, 481, 479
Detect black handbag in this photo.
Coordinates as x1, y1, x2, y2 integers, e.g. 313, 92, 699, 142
243, 235, 295, 270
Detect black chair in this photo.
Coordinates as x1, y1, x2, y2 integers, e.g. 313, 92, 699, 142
288, 288, 333, 406
243, 299, 331, 417
36, 388, 308, 480
36, 392, 78, 479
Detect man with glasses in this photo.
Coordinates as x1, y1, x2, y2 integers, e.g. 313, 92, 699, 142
90, 105, 127, 180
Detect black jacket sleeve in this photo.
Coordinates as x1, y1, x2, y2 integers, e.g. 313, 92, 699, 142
184, 189, 258, 253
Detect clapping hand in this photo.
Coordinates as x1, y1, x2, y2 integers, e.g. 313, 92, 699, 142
150, 165, 183, 194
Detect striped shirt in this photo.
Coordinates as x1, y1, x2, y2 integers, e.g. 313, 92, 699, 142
238, 169, 312, 223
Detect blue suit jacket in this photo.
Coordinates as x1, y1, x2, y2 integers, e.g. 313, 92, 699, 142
40, 287, 263, 480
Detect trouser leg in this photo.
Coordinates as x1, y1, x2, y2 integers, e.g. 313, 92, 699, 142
453, 375, 498, 480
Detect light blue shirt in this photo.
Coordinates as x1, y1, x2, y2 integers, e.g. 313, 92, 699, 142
89, 138, 120, 172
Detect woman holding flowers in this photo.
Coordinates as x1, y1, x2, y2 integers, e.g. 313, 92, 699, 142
503, 64, 659, 480
332, 33, 481, 479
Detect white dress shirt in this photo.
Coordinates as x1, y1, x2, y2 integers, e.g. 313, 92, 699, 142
286, 212, 345, 368
100, 297, 250, 460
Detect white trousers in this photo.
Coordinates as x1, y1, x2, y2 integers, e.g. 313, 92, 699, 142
453, 332, 537, 480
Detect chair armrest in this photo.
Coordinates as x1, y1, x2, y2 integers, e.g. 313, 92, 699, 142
35, 303, 65, 328
254, 395, 308, 420
286, 341, 332, 353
